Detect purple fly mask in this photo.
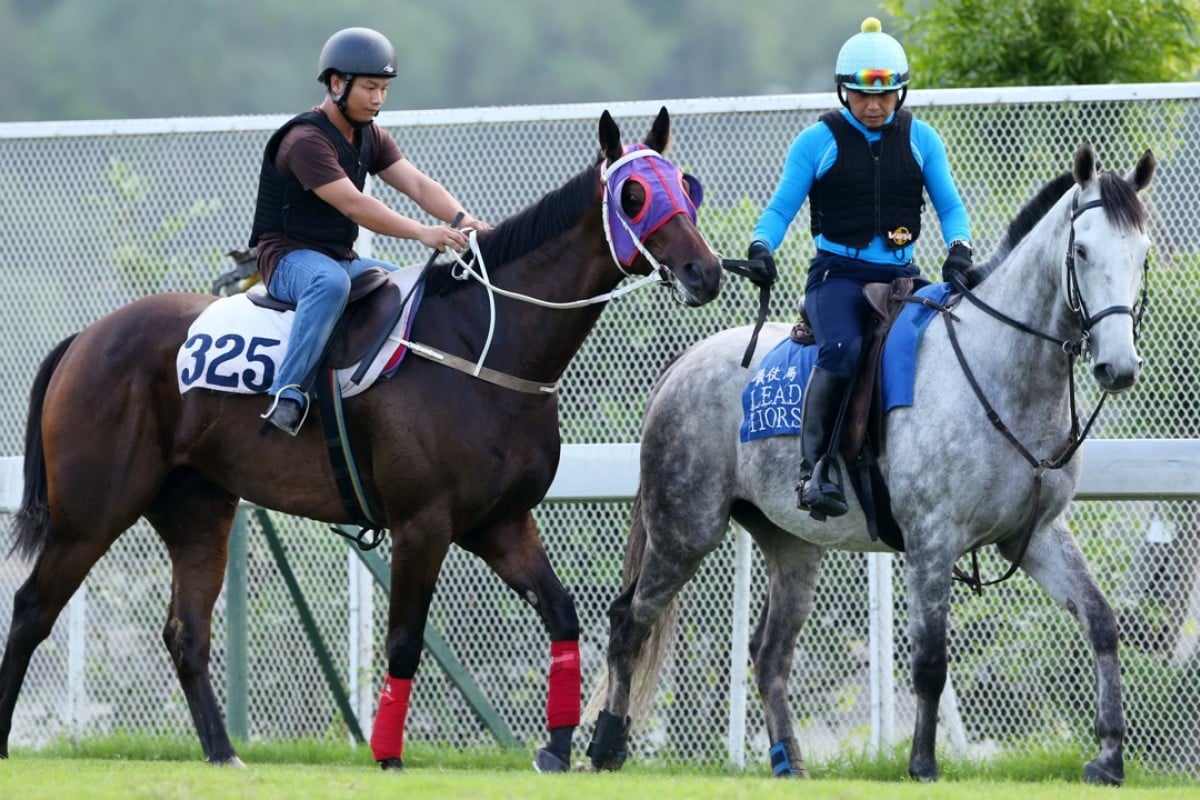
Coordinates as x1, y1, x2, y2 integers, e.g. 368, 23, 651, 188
602, 144, 704, 268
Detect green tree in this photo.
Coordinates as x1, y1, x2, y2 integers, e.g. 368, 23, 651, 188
882, 0, 1200, 87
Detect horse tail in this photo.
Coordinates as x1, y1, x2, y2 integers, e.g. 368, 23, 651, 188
11, 334, 77, 561
583, 488, 682, 725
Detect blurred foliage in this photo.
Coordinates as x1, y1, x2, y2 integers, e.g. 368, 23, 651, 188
0, 0, 885, 122
883, 0, 1200, 87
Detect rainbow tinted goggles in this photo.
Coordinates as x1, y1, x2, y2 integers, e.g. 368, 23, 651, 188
837, 68, 909, 92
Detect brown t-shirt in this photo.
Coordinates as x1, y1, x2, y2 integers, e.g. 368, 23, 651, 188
256, 109, 404, 289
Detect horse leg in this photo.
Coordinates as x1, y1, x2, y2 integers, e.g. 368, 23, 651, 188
743, 516, 826, 778
369, 518, 453, 771
903, 537, 955, 782
590, 493, 725, 771
0, 536, 112, 757
1010, 523, 1125, 785
144, 473, 240, 765
458, 512, 580, 773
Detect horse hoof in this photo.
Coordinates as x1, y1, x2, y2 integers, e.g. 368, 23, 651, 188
532, 748, 569, 773
210, 754, 246, 768
378, 757, 404, 771
1084, 759, 1123, 786
908, 759, 940, 782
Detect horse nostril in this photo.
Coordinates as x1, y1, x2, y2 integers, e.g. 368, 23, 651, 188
1093, 361, 1136, 393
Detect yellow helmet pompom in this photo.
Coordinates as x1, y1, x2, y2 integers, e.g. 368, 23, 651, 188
861, 17, 883, 33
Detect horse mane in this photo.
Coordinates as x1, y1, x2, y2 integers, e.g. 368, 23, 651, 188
424, 164, 601, 295
974, 172, 1075, 280
1096, 169, 1146, 231
974, 168, 1146, 283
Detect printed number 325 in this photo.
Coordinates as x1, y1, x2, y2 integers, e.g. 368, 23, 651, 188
180, 333, 279, 392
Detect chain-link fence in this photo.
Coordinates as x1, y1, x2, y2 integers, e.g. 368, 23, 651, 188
1, 84, 1198, 776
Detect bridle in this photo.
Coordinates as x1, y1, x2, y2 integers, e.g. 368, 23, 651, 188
1064, 192, 1150, 344
934, 186, 1150, 593
392, 152, 708, 395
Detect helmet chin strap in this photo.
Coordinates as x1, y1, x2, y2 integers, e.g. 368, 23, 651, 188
330, 74, 375, 130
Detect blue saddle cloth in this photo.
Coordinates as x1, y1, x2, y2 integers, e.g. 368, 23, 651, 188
739, 282, 951, 442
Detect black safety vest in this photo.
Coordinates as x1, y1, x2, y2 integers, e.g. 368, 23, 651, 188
248, 111, 374, 253
809, 110, 925, 250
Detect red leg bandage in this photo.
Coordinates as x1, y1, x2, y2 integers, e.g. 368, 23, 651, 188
546, 640, 581, 729
370, 675, 413, 761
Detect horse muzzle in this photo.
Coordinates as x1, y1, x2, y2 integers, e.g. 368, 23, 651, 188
1093, 354, 1143, 393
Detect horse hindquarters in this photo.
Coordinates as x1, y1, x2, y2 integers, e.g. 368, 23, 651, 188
0, 335, 120, 757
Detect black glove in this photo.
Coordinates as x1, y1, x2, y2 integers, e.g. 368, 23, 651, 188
941, 242, 973, 288
746, 241, 777, 287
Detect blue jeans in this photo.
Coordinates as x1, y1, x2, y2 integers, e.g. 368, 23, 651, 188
267, 249, 399, 404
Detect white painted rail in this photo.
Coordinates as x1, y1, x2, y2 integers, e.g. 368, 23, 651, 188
3, 439, 1199, 514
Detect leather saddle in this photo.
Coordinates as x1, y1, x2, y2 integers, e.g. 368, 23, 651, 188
790, 275, 929, 549
246, 267, 404, 370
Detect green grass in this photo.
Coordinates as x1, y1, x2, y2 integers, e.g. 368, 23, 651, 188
2, 735, 1195, 800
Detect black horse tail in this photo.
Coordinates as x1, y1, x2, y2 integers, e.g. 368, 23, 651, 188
582, 487, 682, 725
10, 334, 77, 561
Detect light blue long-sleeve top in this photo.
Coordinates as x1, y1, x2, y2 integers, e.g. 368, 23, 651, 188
752, 108, 971, 265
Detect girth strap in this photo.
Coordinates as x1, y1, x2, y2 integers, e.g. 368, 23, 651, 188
313, 367, 387, 550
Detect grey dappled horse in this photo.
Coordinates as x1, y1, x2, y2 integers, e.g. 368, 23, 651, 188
585, 143, 1155, 784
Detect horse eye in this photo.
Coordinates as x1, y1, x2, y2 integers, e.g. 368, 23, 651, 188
621, 181, 647, 217
1075, 244, 1088, 263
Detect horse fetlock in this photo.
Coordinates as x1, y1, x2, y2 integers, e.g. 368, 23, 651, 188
1084, 750, 1124, 786
532, 747, 570, 773
769, 738, 808, 778
586, 709, 631, 770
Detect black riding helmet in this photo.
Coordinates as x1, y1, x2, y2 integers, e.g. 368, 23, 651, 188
317, 27, 397, 123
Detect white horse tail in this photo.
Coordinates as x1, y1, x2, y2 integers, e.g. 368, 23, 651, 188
583, 488, 682, 725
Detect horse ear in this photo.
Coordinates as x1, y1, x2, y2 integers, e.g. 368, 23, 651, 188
1130, 149, 1156, 192
598, 111, 623, 164
1073, 142, 1097, 185
644, 106, 671, 154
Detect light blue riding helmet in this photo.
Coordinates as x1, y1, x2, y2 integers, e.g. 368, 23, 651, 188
835, 17, 910, 104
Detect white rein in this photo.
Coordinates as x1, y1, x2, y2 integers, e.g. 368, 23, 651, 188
422, 150, 675, 381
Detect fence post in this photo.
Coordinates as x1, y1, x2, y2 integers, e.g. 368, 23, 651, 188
225, 507, 250, 740
347, 548, 375, 743
867, 551, 895, 754
67, 590, 86, 745
727, 524, 753, 769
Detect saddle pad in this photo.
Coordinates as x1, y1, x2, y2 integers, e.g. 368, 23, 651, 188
176, 267, 424, 399
739, 281, 951, 442
879, 281, 952, 411
739, 337, 818, 442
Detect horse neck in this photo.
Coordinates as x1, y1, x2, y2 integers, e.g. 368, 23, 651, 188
467, 208, 623, 382
962, 194, 1080, 421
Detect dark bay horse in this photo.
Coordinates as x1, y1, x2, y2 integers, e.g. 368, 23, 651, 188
0, 108, 723, 770
585, 144, 1155, 784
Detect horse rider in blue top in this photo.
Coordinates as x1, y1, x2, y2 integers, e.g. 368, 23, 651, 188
250, 27, 490, 436
747, 17, 973, 519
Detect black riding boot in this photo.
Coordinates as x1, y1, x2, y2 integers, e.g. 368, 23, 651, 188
797, 366, 850, 519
